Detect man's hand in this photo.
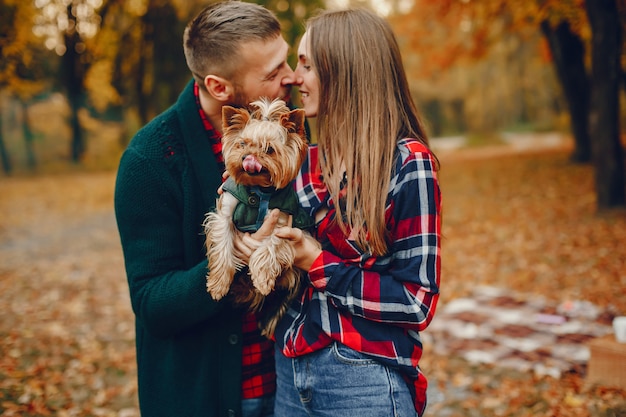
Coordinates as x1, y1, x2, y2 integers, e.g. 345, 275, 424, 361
233, 208, 280, 263
217, 171, 230, 195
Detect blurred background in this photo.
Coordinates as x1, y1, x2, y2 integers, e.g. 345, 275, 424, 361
1, 1, 626, 416
1, 0, 624, 181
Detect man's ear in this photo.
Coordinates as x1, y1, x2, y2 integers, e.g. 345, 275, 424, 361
204, 75, 235, 102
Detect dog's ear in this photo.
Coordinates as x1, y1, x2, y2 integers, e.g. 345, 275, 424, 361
222, 106, 250, 132
281, 109, 306, 138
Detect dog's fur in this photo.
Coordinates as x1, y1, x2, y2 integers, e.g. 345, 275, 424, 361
204, 98, 310, 337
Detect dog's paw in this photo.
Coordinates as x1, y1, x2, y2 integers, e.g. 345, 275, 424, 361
249, 256, 282, 296
206, 273, 231, 301
251, 273, 277, 296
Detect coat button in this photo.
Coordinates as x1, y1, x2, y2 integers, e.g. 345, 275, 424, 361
228, 334, 239, 345
248, 195, 259, 205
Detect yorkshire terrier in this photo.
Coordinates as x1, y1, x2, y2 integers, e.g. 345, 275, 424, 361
204, 98, 313, 337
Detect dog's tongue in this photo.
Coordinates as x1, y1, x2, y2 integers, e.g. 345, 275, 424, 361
242, 155, 263, 173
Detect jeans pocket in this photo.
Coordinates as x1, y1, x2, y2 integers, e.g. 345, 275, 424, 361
330, 342, 379, 365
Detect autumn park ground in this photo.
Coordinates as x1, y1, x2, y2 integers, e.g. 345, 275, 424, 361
1, 135, 626, 416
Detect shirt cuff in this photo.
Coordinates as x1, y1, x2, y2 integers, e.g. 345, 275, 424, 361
308, 250, 340, 291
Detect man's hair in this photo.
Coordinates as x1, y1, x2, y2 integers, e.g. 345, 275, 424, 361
183, 1, 281, 85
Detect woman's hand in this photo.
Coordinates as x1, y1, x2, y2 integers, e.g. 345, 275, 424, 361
275, 226, 322, 272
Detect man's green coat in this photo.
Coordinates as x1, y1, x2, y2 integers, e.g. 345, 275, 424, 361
115, 81, 246, 417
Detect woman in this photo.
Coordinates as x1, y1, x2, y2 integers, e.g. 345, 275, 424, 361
272, 8, 442, 417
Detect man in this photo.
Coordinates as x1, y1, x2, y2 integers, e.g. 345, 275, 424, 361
114, 2, 295, 416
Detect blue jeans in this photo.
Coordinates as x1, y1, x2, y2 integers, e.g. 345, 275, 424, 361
274, 342, 418, 417
242, 394, 274, 417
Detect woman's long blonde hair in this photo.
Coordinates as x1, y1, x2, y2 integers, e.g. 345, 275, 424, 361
307, 8, 432, 256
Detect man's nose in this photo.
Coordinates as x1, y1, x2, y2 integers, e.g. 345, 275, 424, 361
282, 66, 298, 85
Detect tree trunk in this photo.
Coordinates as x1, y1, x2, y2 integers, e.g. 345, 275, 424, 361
586, 0, 625, 210
0, 110, 11, 175
63, 4, 86, 163
540, 20, 592, 163
21, 100, 36, 169
149, 2, 188, 115
135, 0, 186, 123
136, 8, 153, 126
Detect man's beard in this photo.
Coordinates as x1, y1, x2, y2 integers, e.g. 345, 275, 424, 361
230, 83, 256, 109
230, 84, 291, 109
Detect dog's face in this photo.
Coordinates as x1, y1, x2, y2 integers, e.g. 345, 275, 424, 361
222, 99, 307, 189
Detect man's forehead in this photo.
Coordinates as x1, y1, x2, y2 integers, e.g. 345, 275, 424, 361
240, 36, 288, 71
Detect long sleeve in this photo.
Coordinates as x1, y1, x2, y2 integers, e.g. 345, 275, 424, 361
308, 142, 441, 331
114, 80, 246, 416
275, 139, 440, 417
115, 146, 223, 338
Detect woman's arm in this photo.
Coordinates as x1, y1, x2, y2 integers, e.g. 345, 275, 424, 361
277, 148, 441, 332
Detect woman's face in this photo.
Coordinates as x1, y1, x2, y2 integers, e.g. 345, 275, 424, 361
294, 32, 320, 118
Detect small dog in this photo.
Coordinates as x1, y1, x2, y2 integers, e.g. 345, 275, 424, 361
204, 98, 313, 337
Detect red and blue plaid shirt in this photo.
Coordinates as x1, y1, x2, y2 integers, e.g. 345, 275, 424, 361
274, 139, 442, 414
194, 82, 276, 399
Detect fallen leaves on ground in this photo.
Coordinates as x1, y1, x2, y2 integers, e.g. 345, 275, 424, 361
0, 173, 138, 416
437, 147, 626, 314
0, 143, 624, 416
